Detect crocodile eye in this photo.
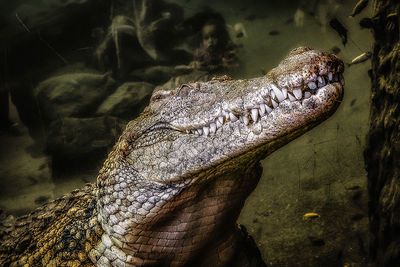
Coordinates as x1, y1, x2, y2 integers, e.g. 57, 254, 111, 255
150, 90, 172, 103
177, 84, 192, 97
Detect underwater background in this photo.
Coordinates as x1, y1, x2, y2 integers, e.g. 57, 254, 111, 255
0, 0, 371, 266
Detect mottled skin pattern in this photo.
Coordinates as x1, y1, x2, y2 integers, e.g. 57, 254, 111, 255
0, 47, 344, 266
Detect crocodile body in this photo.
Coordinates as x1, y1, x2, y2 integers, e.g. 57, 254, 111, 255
0, 47, 344, 266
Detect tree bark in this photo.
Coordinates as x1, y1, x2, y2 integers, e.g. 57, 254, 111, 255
365, 1, 400, 266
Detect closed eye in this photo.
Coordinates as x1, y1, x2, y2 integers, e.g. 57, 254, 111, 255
150, 90, 173, 103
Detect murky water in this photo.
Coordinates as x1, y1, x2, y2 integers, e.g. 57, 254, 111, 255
0, 0, 371, 266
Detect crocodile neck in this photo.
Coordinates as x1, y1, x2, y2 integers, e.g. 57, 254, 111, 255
91, 150, 263, 266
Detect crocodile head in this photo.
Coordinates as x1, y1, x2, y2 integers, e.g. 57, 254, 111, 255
114, 47, 344, 183
94, 47, 344, 265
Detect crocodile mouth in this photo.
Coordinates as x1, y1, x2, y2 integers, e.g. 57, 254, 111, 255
179, 71, 344, 137
130, 69, 344, 149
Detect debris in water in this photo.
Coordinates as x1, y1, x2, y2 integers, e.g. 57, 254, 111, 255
329, 18, 347, 45
331, 46, 341, 54
232, 23, 248, 39
303, 212, 320, 219
348, 52, 372, 66
350, 0, 369, 18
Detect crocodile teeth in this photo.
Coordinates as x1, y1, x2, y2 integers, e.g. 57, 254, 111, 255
270, 90, 276, 100
271, 99, 278, 108
271, 83, 285, 102
308, 81, 317, 90
216, 119, 223, 128
259, 104, 266, 116
282, 88, 288, 99
229, 112, 238, 122
243, 116, 249, 125
189, 70, 345, 137
293, 89, 302, 100
203, 126, 209, 136
251, 109, 259, 122
317, 76, 325, 87
210, 123, 216, 134
223, 111, 229, 120
288, 93, 296, 102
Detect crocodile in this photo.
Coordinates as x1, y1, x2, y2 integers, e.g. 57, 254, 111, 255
0, 47, 344, 266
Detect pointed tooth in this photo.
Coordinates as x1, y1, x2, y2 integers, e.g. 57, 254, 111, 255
197, 128, 203, 135
271, 83, 285, 102
259, 104, 266, 116
251, 109, 259, 122
317, 76, 325, 87
223, 111, 229, 120
216, 119, 222, 128
328, 72, 333, 81
209, 123, 216, 134
218, 116, 224, 124
229, 112, 238, 122
243, 116, 249, 125
288, 93, 296, 102
293, 89, 302, 99
308, 81, 317, 90
203, 126, 209, 136
265, 105, 272, 113
186, 129, 190, 134
282, 88, 288, 99
270, 90, 276, 100
271, 99, 278, 108
304, 91, 311, 99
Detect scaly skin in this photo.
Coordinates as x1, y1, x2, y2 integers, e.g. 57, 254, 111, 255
0, 47, 344, 266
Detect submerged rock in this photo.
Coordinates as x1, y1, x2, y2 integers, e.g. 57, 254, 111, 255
97, 82, 155, 120
34, 72, 116, 126
46, 116, 126, 169
129, 65, 184, 84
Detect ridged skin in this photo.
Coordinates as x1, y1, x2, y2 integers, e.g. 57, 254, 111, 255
0, 184, 102, 266
0, 47, 343, 266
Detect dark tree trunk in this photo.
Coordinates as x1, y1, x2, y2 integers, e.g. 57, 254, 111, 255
365, 1, 400, 266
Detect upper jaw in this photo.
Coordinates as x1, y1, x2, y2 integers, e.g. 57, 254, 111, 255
161, 49, 344, 136
169, 71, 344, 137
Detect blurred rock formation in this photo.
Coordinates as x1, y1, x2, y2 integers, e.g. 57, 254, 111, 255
0, 0, 238, 173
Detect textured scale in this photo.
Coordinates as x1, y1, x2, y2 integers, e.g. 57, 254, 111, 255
0, 184, 103, 266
